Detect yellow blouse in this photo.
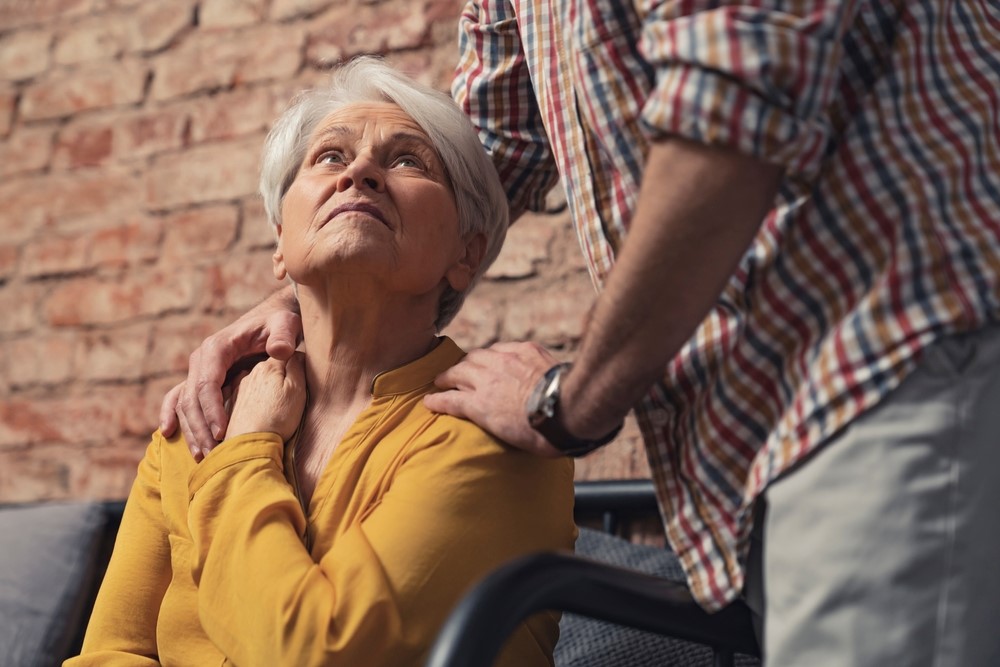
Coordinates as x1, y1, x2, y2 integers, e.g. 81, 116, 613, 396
68, 337, 576, 667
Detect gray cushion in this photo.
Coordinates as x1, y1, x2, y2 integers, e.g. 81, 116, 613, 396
0, 502, 109, 667
555, 528, 760, 667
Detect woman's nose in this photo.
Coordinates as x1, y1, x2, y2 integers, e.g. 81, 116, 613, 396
337, 156, 384, 193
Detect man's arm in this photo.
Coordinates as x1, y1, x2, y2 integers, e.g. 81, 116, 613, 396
426, 137, 783, 454
159, 284, 301, 457
559, 138, 783, 439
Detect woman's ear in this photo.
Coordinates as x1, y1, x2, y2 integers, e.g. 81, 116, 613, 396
272, 224, 287, 281
445, 232, 488, 292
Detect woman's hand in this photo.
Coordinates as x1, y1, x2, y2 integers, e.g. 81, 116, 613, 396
226, 353, 307, 443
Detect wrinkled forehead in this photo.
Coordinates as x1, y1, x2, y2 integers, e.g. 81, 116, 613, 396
308, 101, 432, 148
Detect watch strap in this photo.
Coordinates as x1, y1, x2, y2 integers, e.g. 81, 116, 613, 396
529, 363, 623, 457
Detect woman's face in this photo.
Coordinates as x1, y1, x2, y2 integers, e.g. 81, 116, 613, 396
276, 101, 480, 299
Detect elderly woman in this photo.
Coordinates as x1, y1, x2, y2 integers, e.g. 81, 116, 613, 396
68, 57, 575, 667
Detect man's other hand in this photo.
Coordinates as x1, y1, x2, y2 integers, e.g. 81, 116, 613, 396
425, 341, 563, 458
159, 288, 301, 459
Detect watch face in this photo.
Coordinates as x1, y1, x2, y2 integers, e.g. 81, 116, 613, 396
527, 375, 548, 426
527, 363, 566, 426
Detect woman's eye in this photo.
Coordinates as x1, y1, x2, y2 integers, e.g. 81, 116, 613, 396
393, 155, 421, 169
317, 151, 346, 165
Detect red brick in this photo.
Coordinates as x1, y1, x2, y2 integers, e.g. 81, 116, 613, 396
21, 232, 91, 277
75, 324, 152, 381
0, 243, 19, 280
0, 386, 144, 450
573, 418, 651, 481
21, 216, 158, 270
134, 377, 183, 437
54, 107, 188, 169
53, 13, 127, 65
128, 0, 195, 53
442, 288, 501, 350
89, 218, 163, 268
151, 24, 304, 102
31, 448, 134, 500
146, 312, 234, 375
503, 272, 593, 346
42, 267, 200, 326
0, 0, 630, 507
206, 252, 281, 311
144, 136, 260, 210
523, 207, 589, 273
0, 444, 76, 501
0, 401, 66, 449
201, 0, 268, 28
0, 283, 43, 334
20, 59, 148, 120
116, 106, 189, 159
387, 46, 454, 91
485, 216, 556, 279
427, 0, 466, 22
4, 334, 76, 388
100, 384, 161, 441
186, 83, 292, 144
162, 205, 239, 260
53, 121, 112, 168
0, 355, 7, 396
0, 169, 141, 242
0, 28, 52, 81
0, 125, 54, 177
271, 0, 340, 21
71, 442, 147, 500
0, 0, 94, 31
239, 196, 277, 249
307, 3, 432, 64
0, 86, 15, 136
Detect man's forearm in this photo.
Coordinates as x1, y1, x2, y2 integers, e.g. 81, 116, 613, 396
560, 138, 784, 439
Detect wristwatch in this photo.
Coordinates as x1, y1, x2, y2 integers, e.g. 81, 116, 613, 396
526, 362, 623, 457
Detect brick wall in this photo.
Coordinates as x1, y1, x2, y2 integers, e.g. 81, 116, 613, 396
0, 0, 648, 503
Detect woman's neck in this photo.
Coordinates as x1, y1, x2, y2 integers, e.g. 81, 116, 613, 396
295, 283, 439, 413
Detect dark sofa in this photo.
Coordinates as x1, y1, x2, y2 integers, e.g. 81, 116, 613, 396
0, 500, 124, 667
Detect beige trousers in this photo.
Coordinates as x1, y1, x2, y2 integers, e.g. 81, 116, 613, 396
745, 324, 1000, 666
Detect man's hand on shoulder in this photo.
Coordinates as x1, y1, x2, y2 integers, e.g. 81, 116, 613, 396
159, 286, 302, 459
424, 341, 563, 458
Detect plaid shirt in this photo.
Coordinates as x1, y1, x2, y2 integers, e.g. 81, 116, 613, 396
454, 0, 1000, 610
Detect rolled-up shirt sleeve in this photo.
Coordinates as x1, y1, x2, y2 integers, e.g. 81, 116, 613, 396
639, 1, 861, 181
453, 0, 560, 220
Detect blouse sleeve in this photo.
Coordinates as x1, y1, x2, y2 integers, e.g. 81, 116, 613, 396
66, 439, 171, 666
186, 426, 574, 666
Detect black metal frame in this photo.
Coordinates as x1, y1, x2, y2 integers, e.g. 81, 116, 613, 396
425, 480, 760, 667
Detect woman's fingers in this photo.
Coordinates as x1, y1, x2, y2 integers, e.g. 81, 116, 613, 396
226, 355, 307, 442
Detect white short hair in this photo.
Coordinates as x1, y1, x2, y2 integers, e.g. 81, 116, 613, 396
259, 55, 509, 329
